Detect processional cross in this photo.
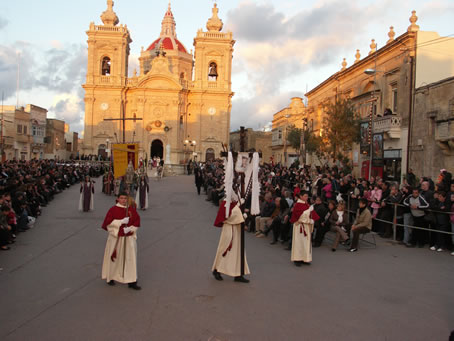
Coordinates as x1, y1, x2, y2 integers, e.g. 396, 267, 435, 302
220, 126, 261, 277
104, 101, 142, 143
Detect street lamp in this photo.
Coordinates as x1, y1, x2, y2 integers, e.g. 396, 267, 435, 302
106, 138, 110, 161
283, 114, 290, 166
301, 117, 308, 165
363, 66, 385, 180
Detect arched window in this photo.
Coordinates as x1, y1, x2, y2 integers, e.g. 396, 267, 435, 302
208, 62, 218, 81
205, 148, 215, 161
101, 57, 111, 76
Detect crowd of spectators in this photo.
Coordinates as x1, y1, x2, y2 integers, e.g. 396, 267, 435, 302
196, 159, 454, 255
0, 159, 107, 251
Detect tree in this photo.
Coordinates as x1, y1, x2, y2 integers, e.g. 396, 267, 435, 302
286, 125, 301, 151
321, 98, 361, 161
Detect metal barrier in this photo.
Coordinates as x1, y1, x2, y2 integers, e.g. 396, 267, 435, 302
266, 177, 453, 241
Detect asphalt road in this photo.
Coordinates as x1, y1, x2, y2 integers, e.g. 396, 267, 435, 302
1, 175, 453, 341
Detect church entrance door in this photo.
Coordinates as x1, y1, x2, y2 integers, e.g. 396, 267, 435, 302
151, 139, 164, 159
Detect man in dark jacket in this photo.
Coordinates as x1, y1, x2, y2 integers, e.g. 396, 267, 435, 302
312, 197, 329, 247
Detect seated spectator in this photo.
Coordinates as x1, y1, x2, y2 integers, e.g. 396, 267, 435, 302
269, 198, 290, 244
329, 201, 350, 251
312, 197, 329, 247
255, 192, 276, 236
0, 205, 12, 250
350, 198, 373, 252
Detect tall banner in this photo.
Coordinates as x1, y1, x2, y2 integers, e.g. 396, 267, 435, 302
112, 143, 139, 179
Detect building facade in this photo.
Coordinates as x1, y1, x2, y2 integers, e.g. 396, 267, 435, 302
230, 128, 273, 164
305, 11, 454, 181
44, 119, 66, 160
26, 104, 47, 160
82, 1, 234, 165
14, 108, 32, 161
271, 97, 306, 167
411, 77, 454, 178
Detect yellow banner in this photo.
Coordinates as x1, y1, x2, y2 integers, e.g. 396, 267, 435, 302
112, 143, 139, 179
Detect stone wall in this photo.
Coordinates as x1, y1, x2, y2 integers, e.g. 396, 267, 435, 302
410, 77, 454, 179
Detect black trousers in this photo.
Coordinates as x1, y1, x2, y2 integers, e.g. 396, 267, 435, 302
313, 222, 330, 245
412, 215, 428, 246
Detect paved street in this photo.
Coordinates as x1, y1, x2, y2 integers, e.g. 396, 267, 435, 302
1, 175, 453, 341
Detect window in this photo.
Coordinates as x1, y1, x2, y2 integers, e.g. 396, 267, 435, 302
392, 88, 398, 113
208, 62, 218, 81
23, 126, 27, 135
17, 125, 22, 134
101, 57, 111, 76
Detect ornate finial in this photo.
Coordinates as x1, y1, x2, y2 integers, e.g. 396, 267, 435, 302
206, 3, 223, 32
160, 1, 176, 37
354, 49, 361, 63
101, 0, 119, 26
407, 10, 420, 32
387, 26, 395, 44
341, 58, 347, 70
369, 39, 377, 55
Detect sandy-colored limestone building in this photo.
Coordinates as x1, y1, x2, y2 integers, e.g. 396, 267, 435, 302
230, 128, 273, 164
271, 97, 306, 166
304, 11, 454, 181
81, 1, 235, 166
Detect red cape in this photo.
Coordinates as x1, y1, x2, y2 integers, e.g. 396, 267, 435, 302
214, 200, 238, 227
102, 204, 140, 236
290, 202, 320, 223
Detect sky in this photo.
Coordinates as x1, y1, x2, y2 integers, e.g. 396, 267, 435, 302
0, 0, 453, 135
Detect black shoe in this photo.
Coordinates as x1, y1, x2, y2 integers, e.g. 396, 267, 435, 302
234, 276, 250, 283
294, 261, 302, 267
270, 240, 277, 245
331, 248, 336, 252
212, 270, 223, 281
107, 280, 115, 286
341, 238, 350, 246
128, 282, 142, 290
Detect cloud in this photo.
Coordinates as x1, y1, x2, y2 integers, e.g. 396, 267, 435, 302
0, 17, 7, 30
0, 42, 37, 100
226, 0, 389, 130
48, 92, 84, 133
230, 90, 305, 131
35, 44, 87, 93
225, 2, 286, 42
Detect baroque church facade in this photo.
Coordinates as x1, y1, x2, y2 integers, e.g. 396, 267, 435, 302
81, 1, 235, 164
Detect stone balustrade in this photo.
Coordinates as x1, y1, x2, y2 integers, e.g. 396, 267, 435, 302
373, 115, 401, 138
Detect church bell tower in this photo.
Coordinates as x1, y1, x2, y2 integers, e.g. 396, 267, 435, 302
82, 0, 132, 154
190, 3, 235, 155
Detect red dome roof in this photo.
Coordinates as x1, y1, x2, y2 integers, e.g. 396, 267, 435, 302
146, 37, 188, 53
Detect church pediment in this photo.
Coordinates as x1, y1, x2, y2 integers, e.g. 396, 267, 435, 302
138, 74, 182, 90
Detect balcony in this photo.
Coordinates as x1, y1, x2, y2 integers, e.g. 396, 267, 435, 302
2, 136, 14, 147
373, 115, 401, 139
16, 134, 31, 143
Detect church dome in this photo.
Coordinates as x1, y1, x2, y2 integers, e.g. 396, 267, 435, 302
146, 2, 189, 54
146, 37, 188, 53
